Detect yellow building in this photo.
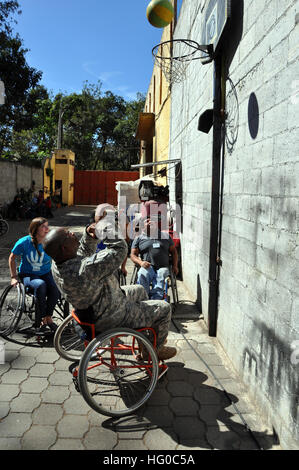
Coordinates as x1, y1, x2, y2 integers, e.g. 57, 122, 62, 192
135, 1, 178, 185
43, 149, 75, 206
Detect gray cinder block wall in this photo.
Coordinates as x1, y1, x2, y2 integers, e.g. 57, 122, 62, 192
168, 0, 299, 449
0, 161, 43, 206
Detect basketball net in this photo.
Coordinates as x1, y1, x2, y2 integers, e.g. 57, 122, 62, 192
152, 39, 212, 85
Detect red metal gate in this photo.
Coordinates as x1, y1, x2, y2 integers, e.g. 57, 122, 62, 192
74, 170, 139, 206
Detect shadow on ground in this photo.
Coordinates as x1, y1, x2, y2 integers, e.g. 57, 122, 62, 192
102, 362, 276, 450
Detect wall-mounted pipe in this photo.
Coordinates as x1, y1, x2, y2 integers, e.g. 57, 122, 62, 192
207, 54, 225, 337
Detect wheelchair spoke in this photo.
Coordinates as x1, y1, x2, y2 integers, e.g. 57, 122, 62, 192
54, 315, 86, 361
78, 328, 159, 417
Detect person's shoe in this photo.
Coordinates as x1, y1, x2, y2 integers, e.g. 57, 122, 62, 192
35, 324, 52, 336
138, 341, 150, 361
157, 346, 177, 361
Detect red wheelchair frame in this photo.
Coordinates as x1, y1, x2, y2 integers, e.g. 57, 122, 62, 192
70, 309, 168, 384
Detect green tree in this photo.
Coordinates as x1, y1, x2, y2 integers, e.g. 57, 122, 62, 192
0, 1, 43, 157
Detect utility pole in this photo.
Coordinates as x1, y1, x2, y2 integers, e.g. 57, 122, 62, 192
57, 99, 65, 149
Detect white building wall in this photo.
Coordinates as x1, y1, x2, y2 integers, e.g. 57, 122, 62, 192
0, 161, 43, 206
168, 0, 299, 449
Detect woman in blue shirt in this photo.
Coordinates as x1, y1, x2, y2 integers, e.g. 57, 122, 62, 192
8, 217, 60, 334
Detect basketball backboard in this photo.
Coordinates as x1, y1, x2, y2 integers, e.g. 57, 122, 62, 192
201, 0, 232, 61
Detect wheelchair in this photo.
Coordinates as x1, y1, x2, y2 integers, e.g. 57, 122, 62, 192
130, 263, 179, 305
0, 282, 69, 343
54, 309, 168, 417
0, 214, 9, 237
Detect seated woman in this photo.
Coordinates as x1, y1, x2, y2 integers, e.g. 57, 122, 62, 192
8, 217, 60, 334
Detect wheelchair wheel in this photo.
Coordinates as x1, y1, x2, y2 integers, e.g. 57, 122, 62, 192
118, 269, 127, 287
0, 283, 24, 335
54, 314, 86, 361
130, 265, 138, 285
53, 297, 70, 321
169, 270, 179, 305
78, 328, 159, 417
0, 219, 9, 237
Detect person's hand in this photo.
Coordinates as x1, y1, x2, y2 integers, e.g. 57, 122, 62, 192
86, 223, 97, 239
141, 261, 151, 269
10, 277, 19, 287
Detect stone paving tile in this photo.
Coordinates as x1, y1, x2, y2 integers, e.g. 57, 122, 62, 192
29, 363, 55, 377
54, 357, 74, 371
63, 395, 92, 414
20, 377, 48, 394
0, 363, 10, 376
117, 429, 146, 440
173, 416, 207, 442
22, 425, 57, 450
35, 351, 59, 364
169, 397, 200, 416
10, 393, 41, 413
11, 356, 36, 370
0, 412, 32, 437
50, 438, 85, 450
147, 388, 171, 406
166, 381, 194, 397
0, 384, 20, 401
176, 440, 212, 450
48, 370, 73, 386
143, 428, 178, 450
32, 403, 64, 425
0, 437, 22, 450
18, 346, 45, 357
194, 386, 230, 405
83, 426, 117, 450
57, 415, 89, 438
0, 402, 10, 419
207, 365, 233, 380
206, 424, 242, 450
1, 369, 28, 384
4, 351, 20, 364
87, 409, 109, 426
143, 405, 174, 428
114, 440, 148, 450
41, 385, 70, 404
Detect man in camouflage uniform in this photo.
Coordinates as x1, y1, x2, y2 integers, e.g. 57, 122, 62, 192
43, 213, 176, 360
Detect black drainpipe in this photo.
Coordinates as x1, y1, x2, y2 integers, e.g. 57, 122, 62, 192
207, 54, 225, 337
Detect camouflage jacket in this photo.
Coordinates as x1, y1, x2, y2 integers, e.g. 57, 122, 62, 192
51, 226, 128, 328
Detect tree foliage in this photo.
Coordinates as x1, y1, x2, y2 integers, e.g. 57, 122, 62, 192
0, 2, 145, 170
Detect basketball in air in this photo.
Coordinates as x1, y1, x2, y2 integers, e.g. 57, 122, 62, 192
146, 0, 174, 28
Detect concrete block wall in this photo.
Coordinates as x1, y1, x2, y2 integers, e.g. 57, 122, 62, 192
0, 160, 43, 206
168, 0, 299, 449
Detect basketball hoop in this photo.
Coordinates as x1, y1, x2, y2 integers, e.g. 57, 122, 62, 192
152, 39, 214, 85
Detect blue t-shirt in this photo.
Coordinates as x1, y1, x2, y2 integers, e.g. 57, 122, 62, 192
12, 235, 52, 275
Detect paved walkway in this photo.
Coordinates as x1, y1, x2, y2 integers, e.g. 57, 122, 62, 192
0, 206, 280, 451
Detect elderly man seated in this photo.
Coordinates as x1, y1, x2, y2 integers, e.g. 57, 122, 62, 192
42, 206, 176, 361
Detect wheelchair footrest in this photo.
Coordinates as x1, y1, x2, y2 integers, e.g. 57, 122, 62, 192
69, 362, 80, 393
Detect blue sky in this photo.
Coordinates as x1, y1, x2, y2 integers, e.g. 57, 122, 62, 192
14, 0, 182, 101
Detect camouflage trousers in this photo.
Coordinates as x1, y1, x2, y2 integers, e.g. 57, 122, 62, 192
96, 284, 172, 349
120, 284, 149, 302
